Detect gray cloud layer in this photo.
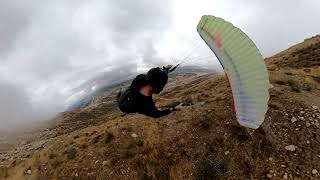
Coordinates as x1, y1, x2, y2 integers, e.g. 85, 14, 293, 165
221, 0, 320, 56
0, 0, 173, 130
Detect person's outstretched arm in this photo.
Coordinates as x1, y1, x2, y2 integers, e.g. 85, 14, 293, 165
145, 108, 172, 118
138, 98, 174, 118
143, 102, 172, 118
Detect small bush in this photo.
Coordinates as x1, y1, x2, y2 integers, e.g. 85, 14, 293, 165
182, 96, 193, 105
49, 153, 57, 159
313, 76, 320, 83
51, 158, 63, 168
274, 80, 286, 85
193, 157, 227, 180
288, 79, 301, 92
65, 147, 77, 160
92, 134, 102, 144
303, 68, 311, 73
302, 78, 315, 91
104, 132, 114, 144
285, 71, 294, 75
80, 143, 87, 149
136, 139, 144, 147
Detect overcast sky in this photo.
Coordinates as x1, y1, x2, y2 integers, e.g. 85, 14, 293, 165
0, 0, 319, 130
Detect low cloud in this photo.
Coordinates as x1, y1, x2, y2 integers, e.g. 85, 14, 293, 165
0, 0, 173, 130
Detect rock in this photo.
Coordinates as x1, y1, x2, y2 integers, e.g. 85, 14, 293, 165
312, 169, 318, 175
103, 160, 111, 166
312, 106, 318, 110
267, 173, 273, 178
87, 172, 94, 176
306, 122, 311, 127
27, 169, 32, 175
268, 157, 273, 161
131, 133, 138, 138
299, 111, 305, 114
75, 173, 78, 177
224, 151, 230, 155
291, 117, 297, 123
298, 116, 304, 120
281, 165, 286, 168
307, 140, 310, 144
21, 141, 27, 145
285, 145, 296, 151
283, 172, 288, 179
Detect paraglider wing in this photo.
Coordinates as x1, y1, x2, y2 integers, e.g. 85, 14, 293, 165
197, 15, 269, 129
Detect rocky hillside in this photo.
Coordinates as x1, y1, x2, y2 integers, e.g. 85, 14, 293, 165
0, 36, 320, 180
267, 35, 320, 68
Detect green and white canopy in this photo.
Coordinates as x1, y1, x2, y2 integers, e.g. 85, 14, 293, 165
197, 15, 270, 129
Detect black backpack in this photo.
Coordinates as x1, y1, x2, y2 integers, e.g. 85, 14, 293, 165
117, 88, 137, 113
117, 74, 147, 113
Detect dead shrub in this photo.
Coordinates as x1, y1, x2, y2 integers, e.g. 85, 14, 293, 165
302, 80, 314, 91
229, 125, 250, 142
136, 139, 144, 147
193, 157, 227, 180
312, 76, 320, 83
192, 111, 217, 130
65, 147, 77, 160
51, 158, 63, 168
49, 153, 57, 159
288, 79, 301, 92
285, 71, 294, 75
104, 132, 114, 144
92, 134, 102, 144
274, 80, 286, 85
303, 68, 311, 73
182, 96, 193, 105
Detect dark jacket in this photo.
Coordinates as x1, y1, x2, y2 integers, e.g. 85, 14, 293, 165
129, 74, 171, 118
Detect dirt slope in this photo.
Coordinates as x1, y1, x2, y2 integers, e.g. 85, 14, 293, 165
1, 36, 320, 180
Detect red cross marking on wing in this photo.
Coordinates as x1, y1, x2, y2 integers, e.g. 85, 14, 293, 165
213, 35, 223, 50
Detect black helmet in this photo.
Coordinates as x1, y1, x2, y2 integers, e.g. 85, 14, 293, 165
146, 67, 168, 94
